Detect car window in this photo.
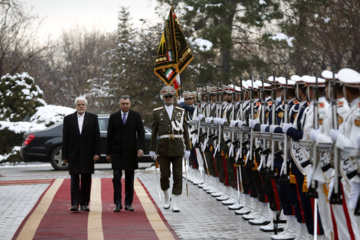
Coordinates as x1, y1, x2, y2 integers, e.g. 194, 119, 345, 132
98, 118, 108, 132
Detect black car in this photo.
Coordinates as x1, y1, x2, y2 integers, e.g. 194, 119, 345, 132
20, 114, 154, 170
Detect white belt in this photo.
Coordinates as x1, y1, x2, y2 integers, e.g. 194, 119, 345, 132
160, 134, 183, 139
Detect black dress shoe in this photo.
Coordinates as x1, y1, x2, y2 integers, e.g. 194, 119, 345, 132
70, 205, 79, 211
114, 204, 122, 212
80, 205, 90, 211
125, 205, 134, 211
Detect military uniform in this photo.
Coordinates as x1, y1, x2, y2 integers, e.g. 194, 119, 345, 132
150, 86, 190, 212
331, 68, 360, 240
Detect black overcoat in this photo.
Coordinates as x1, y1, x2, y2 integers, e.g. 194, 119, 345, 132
62, 112, 100, 175
106, 109, 145, 170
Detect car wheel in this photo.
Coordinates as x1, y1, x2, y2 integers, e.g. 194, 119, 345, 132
50, 146, 69, 170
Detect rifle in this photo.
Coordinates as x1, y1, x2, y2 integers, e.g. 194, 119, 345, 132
237, 78, 245, 194
258, 75, 268, 175
307, 71, 319, 199
329, 67, 342, 204
247, 76, 255, 168
212, 83, 222, 157
279, 72, 290, 183
268, 73, 277, 178
202, 85, 211, 177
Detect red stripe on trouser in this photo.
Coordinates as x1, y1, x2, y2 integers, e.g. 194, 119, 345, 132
260, 176, 268, 203
222, 155, 228, 186
193, 149, 197, 168
341, 184, 356, 240
234, 166, 237, 189
213, 155, 218, 177
294, 180, 305, 222
330, 205, 339, 240
310, 198, 323, 235
271, 179, 281, 211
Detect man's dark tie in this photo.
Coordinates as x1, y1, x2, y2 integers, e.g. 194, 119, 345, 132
122, 113, 126, 124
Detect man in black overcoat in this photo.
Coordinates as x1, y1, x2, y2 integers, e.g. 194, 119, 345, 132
106, 95, 145, 212
62, 96, 100, 212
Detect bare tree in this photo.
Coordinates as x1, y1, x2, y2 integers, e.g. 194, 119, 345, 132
0, 0, 49, 76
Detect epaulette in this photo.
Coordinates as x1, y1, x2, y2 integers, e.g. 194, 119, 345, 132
153, 107, 164, 112
175, 106, 185, 111
292, 107, 300, 112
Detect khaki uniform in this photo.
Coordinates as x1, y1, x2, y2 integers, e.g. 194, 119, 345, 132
150, 105, 190, 195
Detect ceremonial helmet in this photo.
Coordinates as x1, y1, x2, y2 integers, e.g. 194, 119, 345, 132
338, 68, 360, 88
210, 86, 217, 95
160, 86, 176, 100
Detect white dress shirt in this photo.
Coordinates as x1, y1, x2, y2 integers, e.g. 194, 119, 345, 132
77, 113, 84, 134
164, 105, 174, 120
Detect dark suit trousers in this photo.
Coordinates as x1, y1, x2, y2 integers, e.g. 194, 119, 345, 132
113, 169, 134, 206
70, 173, 91, 206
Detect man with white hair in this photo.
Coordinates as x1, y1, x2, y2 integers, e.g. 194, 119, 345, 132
62, 96, 100, 212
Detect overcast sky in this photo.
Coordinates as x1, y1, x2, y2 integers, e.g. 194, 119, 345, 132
25, 0, 162, 42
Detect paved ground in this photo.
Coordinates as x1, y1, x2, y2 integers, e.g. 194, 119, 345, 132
0, 163, 271, 240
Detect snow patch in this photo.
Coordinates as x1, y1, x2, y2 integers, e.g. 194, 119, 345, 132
269, 33, 294, 47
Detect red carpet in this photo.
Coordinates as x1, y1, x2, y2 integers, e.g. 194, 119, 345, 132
13, 178, 178, 240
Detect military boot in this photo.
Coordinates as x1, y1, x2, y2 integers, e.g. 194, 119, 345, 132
171, 195, 180, 212
242, 200, 262, 220
260, 210, 285, 232
271, 215, 298, 240
222, 188, 238, 205
249, 202, 271, 225
294, 223, 310, 240
163, 190, 171, 209
235, 195, 253, 215
228, 192, 245, 210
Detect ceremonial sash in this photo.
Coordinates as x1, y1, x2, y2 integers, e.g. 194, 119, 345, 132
290, 139, 311, 175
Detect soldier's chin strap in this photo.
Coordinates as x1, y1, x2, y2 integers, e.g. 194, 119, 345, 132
171, 110, 185, 132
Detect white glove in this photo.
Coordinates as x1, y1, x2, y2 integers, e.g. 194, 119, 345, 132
230, 120, 237, 127
150, 151, 156, 160
190, 119, 199, 125
330, 129, 341, 143
270, 125, 280, 133
249, 119, 258, 129
282, 123, 293, 134
205, 117, 213, 123
197, 114, 205, 121
260, 124, 269, 132
218, 118, 226, 125
310, 128, 321, 142
184, 150, 191, 160
213, 117, 219, 125
238, 120, 246, 127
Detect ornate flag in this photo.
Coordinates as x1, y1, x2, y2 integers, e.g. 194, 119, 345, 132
154, 7, 193, 90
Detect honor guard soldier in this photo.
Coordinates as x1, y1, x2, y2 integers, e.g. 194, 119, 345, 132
150, 86, 191, 212
330, 68, 360, 240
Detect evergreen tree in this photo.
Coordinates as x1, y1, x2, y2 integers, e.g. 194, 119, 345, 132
262, 0, 360, 74
105, 8, 165, 125
0, 73, 45, 121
